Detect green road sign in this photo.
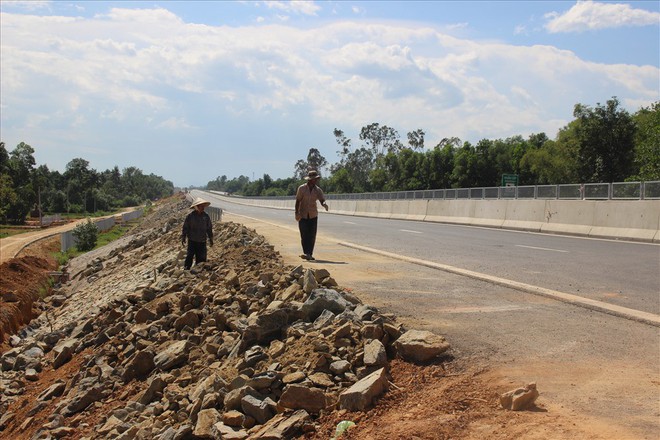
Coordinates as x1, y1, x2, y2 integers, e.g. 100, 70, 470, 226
501, 174, 519, 187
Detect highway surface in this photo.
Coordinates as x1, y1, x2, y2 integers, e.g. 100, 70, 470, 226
196, 190, 660, 317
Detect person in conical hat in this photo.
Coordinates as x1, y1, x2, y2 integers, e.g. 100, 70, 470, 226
294, 170, 328, 261
182, 197, 213, 269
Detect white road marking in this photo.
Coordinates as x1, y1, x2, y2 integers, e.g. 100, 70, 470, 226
339, 241, 660, 327
516, 244, 568, 253
435, 305, 529, 314
400, 229, 422, 234
343, 221, 356, 225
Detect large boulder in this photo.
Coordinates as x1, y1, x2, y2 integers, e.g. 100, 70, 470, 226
278, 384, 328, 413
394, 329, 450, 362
339, 367, 388, 411
300, 289, 352, 321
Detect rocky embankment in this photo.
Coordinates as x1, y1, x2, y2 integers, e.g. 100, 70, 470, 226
0, 197, 450, 439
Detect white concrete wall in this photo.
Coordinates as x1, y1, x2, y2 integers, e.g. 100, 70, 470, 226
209, 193, 660, 243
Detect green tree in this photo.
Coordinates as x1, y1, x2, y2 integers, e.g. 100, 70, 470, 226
573, 97, 636, 182
344, 147, 375, 192
631, 101, 660, 180
359, 123, 404, 158
520, 126, 579, 185
294, 148, 328, 179
0, 142, 16, 222
0, 142, 9, 173
224, 175, 250, 194
325, 167, 353, 194
427, 138, 459, 189
5, 142, 37, 222
47, 190, 68, 213
100, 166, 123, 201
0, 173, 17, 223
407, 129, 425, 151
451, 142, 479, 188
207, 175, 228, 191
333, 128, 352, 160
64, 158, 94, 210
32, 164, 52, 215
395, 148, 426, 190
515, 133, 548, 184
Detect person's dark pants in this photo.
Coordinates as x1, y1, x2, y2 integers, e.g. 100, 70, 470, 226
184, 240, 207, 269
298, 216, 318, 257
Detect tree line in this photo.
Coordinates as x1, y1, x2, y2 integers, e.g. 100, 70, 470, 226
206, 97, 659, 196
0, 142, 174, 224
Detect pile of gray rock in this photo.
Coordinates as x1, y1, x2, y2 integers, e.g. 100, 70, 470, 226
0, 197, 450, 439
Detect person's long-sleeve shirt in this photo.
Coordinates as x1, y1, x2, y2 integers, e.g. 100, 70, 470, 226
182, 211, 213, 243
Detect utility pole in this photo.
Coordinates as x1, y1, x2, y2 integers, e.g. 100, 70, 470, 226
38, 187, 42, 227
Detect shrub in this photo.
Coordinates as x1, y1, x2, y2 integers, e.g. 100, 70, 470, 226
72, 218, 98, 252
68, 203, 85, 214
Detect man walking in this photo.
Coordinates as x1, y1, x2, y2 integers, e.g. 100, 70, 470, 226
182, 197, 213, 269
295, 170, 328, 261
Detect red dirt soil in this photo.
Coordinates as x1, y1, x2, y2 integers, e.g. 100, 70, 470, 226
0, 237, 59, 352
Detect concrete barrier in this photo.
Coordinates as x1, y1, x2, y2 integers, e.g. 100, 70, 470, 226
589, 200, 659, 242
471, 200, 506, 228
393, 199, 428, 221
541, 200, 594, 236
424, 200, 452, 224
373, 200, 394, 219
329, 200, 357, 216
355, 200, 388, 219
503, 200, 547, 232
443, 200, 478, 227
204, 192, 660, 242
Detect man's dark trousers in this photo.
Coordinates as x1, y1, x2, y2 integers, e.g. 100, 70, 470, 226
298, 217, 318, 256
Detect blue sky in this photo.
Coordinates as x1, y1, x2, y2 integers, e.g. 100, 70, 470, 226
1, 1, 658, 187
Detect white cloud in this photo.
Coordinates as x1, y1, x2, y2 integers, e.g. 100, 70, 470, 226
446, 22, 469, 32
0, 1, 50, 11
514, 24, 527, 35
545, 0, 660, 33
157, 117, 194, 129
262, 1, 320, 16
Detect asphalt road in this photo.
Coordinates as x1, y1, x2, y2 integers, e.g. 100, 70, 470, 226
196, 191, 660, 316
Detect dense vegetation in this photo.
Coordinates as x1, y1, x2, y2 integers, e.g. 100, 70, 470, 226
0, 143, 174, 224
206, 98, 659, 196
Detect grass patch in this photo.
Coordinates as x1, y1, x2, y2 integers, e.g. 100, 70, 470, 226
57, 219, 141, 265
0, 226, 34, 239
38, 277, 56, 299
96, 224, 132, 247
60, 209, 121, 220
55, 249, 75, 267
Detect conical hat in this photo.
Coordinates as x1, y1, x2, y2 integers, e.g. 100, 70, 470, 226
190, 197, 211, 209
